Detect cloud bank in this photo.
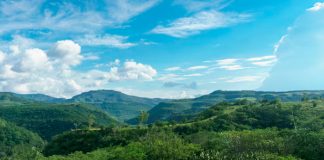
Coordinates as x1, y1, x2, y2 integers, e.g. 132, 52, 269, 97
0, 39, 157, 97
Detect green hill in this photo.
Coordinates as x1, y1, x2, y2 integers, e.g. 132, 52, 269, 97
133, 90, 324, 124
15, 93, 66, 103
68, 90, 168, 121
172, 99, 324, 134
42, 99, 324, 160
0, 95, 119, 140
0, 118, 44, 158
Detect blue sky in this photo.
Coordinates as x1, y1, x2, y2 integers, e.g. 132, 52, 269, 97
0, 0, 323, 98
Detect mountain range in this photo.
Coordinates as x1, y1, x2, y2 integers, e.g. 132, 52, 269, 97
3, 90, 324, 125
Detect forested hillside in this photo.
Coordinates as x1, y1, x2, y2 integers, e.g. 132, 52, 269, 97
36, 99, 324, 160
0, 90, 169, 122
134, 90, 324, 124
0, 96, 119, 140
68, 90, 168, 121
1, 90, 324, 160
0, 118, 44, 158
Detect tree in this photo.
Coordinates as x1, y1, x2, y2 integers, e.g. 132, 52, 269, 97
138, 111, 149, 126
88, 114, 95, 129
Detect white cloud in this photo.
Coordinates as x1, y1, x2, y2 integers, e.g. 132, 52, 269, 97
307, 2, 324, 12
250, 60, 277, 67
216, 58, 238, 65
165, 66, 182, 71
0, 40, 157, 97
187, 65, 208, 70
219, 65, 244, 71
118, 60, 157, 80
0, 0, 159, 35
0, 51, 5, 63
273, 35, 287, 54
12, 48, 51, 72
106, 0, 160, 24
151, 10, 251, 38
77, 34, 136, 49
247, 55, 276, 62
247, 55, 277, 67
184, 73, 203, 77
226, 75, 267, 83
49, 40, 83, 67
179, 91, 195, 99
174, 0, 229, 12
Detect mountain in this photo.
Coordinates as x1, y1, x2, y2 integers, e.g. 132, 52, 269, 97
0, 95, 119, 140
0, 118, 44, 157
68, 90, 168, 121
15, 93, 66, 103
130, 90, 324, 124
1, 90, 169, 122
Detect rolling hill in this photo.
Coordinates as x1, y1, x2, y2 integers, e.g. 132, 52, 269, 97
68, 90, 168, 121
0, 93, 119, 140
129, 90, 324, 124
1, 90, 169, 123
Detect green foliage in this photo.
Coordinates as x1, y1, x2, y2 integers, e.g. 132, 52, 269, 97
43, 131, 198, 160
173, 100, 324, 135
0, 102, 119, 140
69, 90, 167, 121
1, 91, 324, 160
41, 143, 146, 160
140, 131, 199, 160
141, 90, 324, 124
43, 127, 148, 156
0, 118, 44, 158
138, 111, 149, 125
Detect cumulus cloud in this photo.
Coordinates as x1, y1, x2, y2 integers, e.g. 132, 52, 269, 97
0, 40, 157, 97
151, 10, 251, 38
117, 60, 157, 80
12, 48, 51, 72
307, 2, 324, 12
49, 40, 83, 67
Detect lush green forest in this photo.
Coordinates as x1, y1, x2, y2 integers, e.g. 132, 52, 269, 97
0, 90, 323, 160
127, 90, 324, 124
67, 90, 168, 121
0, 93, 119, 140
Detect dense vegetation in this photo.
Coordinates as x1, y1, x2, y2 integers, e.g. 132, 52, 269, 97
130, 90, 324, 124
68, 90, 168, 121
0, 95, 119, 140
0, 118, 44, 158
1, 90, 324, 160
37, 99, 324, 160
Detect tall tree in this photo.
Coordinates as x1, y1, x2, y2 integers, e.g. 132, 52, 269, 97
138, 111, 149, 126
